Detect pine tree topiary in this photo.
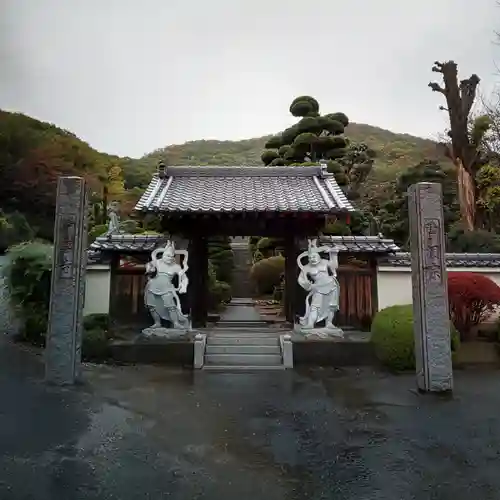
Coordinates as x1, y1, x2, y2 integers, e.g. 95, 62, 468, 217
207, 236, 234, 283
262, 96, 375, 235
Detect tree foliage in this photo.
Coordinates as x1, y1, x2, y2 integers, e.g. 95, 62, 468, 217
0, 110, 122, 240
448, 272, 500, 341
260, 96, 375, 201
207, 237, 234, 283
250, 255, 285, 296
379, 160, 459, 248
0, 108, 459, 249
3, 242, 53, 345
0, 210, 35, 254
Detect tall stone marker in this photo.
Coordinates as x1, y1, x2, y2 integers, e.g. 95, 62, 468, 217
45, 176, 88, 385
408, 182, 453, 392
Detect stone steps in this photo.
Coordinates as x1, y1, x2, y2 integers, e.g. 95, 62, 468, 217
207, 336, 279, 345
215, 321, 273, 328
202, 326, 285, 371
207, 328, 280, 336
204, 353, 283, 366
206, 344, 281, 355
203, 365, 285, 372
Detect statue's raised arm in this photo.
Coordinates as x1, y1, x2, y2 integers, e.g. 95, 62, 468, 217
176, 249, 189, 294
327, 246, 339, 277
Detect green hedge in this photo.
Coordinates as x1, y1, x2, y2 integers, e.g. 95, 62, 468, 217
82, 313, 111, 362
371, 304, 460, 371
4, 243, 112, 361
4, 242, 52, 345
207, 260, 232, 311
208, 237, 234, 283
250, 255, 284, 295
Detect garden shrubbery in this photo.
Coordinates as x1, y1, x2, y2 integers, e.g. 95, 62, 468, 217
447, 272, 500, 341
371, 304, 459, 371
0, 211, 35, 253
4, 242, 112, 361
4, 242, 52, 345
250, 255, 285, 295
208, 237, 234, 283
207, 260, 232, 311
82, 313, 111, 361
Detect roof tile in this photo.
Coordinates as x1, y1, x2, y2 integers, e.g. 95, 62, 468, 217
134, 165, 355, 213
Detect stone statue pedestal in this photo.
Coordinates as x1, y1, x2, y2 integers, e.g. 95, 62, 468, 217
294, 324, 344, 339
141, 326, 192, 340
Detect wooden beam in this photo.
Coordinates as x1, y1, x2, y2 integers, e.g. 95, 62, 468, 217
108, 253, 121, 334
161, 212, 329, 237
370, 256, 379, 322
187, 236, 208, 328
284, 233, 299, 324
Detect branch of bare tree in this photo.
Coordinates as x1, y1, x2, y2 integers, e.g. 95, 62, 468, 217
429, 82, 445, 93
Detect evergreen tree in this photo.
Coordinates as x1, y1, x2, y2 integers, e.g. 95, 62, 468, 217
261, 96, 375, 236
207, 237, 234, 284
379, 160, 458, 247
261, 96, 375, 202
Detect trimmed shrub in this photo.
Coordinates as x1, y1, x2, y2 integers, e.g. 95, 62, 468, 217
0, 211, 35, 253
83, 313, 110, 332
208, 237, 234, 283
82, 314, 111, 362
3, 242, 52, 345
88, 224, 108, 242
207, 260, 232, 311
448, 272, 500, 341
82, 328, 110, 362
208, 281, 232, 312
371, 304, 459, 372
250, 255, 285, 295
447, 224, 500, 253
119, 219, 142, 234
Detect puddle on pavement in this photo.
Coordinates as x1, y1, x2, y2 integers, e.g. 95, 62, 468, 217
77, 403, 136, 453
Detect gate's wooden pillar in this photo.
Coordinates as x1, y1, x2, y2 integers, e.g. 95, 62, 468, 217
107, 253, 120, 334
188, 236, 208, 328
284, 233, 299, 324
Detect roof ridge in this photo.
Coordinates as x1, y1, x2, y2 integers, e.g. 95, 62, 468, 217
162, 165, 324, 177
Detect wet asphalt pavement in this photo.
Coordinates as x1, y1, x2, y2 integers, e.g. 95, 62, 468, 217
1, 337, 500, 499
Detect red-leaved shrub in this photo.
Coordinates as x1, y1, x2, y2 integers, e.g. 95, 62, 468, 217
447, 272, 500, 341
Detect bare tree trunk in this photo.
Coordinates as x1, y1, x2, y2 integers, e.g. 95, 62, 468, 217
456, 157, 476, 231
429, 60, 481, 230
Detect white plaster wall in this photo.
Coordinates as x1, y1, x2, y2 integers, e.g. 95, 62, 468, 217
84, 265, 111, 316
377, 266, 500, 311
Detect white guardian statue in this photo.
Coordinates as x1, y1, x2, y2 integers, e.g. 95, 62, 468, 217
142, 240, 191, 337
296, 238, 344, 338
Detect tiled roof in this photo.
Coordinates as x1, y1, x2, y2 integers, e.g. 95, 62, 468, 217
381, 252, 500, 268
86, 234, 399, 266
89, 234, 165, 253
319, 235, 400, 254
87, 250, 111, 265
134, 165, 355, 214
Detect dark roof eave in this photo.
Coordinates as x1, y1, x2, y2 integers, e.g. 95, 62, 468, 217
133, 208, 353, 215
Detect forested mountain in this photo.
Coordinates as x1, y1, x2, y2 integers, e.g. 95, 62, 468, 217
0, 108, 449, 247
124, 123, 448, 190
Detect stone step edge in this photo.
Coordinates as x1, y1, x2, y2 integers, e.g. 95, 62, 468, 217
202, 365, 286, 371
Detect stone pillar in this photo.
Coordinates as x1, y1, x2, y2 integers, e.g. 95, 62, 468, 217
45, 177, 88, 385
408, 182, 453, 392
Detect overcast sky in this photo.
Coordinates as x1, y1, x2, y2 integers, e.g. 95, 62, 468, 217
1, 0, 498, 158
